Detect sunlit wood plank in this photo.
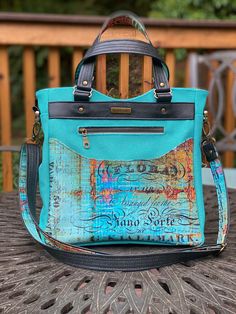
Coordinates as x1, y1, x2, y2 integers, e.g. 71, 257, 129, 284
0, 46, 13, 191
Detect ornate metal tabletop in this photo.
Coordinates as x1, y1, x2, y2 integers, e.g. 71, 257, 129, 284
0, 186, 235, 314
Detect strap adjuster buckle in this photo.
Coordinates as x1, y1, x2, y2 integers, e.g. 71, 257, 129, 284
154, 89, 172, 102
219, 243, 227, 254
73, 86, 93, 99
214, 243, 227, 256
202, 139, 218, 162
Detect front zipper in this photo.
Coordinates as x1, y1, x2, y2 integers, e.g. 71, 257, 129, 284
79, 126, 164, 149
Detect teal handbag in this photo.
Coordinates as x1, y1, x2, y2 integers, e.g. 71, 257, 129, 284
19, 11, 229, 271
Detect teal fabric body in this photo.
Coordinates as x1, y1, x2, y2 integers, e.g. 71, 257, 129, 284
36, 87, 208, 246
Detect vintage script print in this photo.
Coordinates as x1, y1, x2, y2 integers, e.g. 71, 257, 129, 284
47, 138, 202, 245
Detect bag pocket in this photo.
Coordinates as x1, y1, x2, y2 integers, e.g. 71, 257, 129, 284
45, 125, 204, 247
78, 126, 164, 149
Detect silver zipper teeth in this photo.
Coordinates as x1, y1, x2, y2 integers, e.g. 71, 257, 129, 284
79, 127, 164, 149
79, 127, 164, 134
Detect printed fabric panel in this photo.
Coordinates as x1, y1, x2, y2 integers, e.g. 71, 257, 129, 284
45, 138, 203, 245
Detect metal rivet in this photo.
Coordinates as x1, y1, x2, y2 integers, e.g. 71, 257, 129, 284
160, 82, 165, 87
78, 106, 84, 113
161, 107, 166, 113
82, 80, 88, 86
35, 110, 40, 118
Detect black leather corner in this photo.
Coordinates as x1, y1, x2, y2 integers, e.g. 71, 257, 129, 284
202, 140, 219, 162
48, 102, 194, 120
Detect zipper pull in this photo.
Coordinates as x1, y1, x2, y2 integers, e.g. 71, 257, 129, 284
80, 128, 90, 149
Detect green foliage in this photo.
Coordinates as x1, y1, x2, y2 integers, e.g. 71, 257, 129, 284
150, 0, 236, 19
9, 46, 23, 120
1, 0, 234, 19
0, 0, 152, 16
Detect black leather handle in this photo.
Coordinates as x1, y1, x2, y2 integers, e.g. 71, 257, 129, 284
73, 10, 172, 102
74, 39, 167, 83
84, 39, 163, 61
74, 39, 171, 102
98, 10, 151, 43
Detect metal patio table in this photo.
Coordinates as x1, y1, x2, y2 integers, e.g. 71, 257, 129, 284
0, 186, 235, 314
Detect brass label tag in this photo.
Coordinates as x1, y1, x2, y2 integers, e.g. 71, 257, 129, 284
110, 107, 132, 114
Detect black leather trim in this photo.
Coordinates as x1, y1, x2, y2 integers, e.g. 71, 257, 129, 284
49, 102, 194, 120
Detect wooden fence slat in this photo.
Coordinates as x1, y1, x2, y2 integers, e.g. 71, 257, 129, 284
96, 55, 106, 94
23, 47, 35, 139
48, 47, 60, 87
207, 60, 219, 125
0, 46, 13, 191
165, 49, 175, 87
119, 53, 129, 98
142, 56, 152, 93
224, 63, 236, 167
72, 47, 83, 77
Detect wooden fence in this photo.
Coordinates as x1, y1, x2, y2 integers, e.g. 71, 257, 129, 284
0, 13, 236, 192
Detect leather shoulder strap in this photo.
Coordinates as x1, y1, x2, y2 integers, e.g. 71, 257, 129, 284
18, 141, 229, 271
98, 10, 151, 43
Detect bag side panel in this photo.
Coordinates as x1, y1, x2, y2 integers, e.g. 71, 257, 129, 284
36, 88, 75, 231
193, 89, 208, 238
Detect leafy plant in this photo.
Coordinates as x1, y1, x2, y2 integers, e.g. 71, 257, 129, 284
150, 0, 236, 19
